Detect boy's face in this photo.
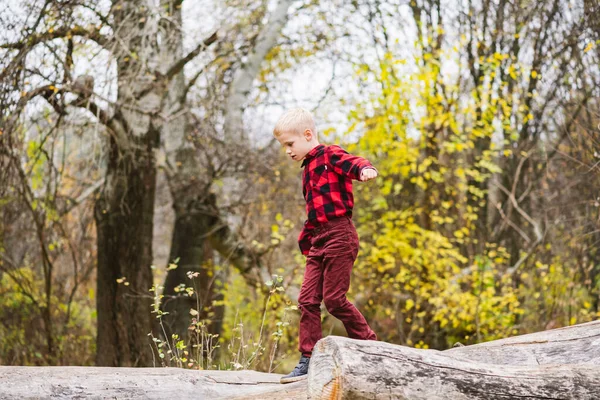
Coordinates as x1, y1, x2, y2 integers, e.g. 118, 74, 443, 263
276, 129, 316, 162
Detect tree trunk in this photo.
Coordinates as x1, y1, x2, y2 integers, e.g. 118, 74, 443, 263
309, 336, 600, 400
161, 192, 225, 342
160, 0, 294, 345
156, 0, 221, 346
95, 135, 157, 367
223, 0, 296, 141
95, 0, 160, 367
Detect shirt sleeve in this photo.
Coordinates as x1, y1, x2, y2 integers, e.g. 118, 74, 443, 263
298, 219, 316, 255
327, 145, 376, 180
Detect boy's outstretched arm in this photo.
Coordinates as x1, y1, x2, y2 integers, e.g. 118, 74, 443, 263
327, 145, 378, 182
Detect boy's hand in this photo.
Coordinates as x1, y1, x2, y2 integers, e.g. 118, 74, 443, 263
360, 168, 378, 182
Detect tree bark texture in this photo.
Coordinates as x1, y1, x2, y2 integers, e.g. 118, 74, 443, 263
95, 135, 157, 367
308, 322, 600, 399
445, 320, 600, 366
0, 367, 307, 400
2, 322, 600, 399
95, 0, 161, 367
162, 192, 225, 342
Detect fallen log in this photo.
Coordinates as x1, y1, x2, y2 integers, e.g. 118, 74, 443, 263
3, 322, 600, 399
445, 320, 600, 366
308, 335, 600, 399
0, 367, 306, 400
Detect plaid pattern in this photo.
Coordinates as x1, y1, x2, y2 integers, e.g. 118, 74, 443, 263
298, 144, 375, 255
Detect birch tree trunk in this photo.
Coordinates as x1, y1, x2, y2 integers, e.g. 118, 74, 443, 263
223, 0, 295, 141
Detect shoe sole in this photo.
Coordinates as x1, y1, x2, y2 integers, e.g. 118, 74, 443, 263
280, 374, 308, 384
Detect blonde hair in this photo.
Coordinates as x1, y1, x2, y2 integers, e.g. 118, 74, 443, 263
273, 108, 317, 138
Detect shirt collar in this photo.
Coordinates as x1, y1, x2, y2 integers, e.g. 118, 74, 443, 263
301, 144, 325, 168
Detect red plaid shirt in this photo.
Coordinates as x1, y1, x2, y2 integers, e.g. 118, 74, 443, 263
298, 144, 375, 255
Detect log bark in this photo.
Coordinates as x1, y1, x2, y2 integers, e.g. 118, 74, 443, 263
308, 331, 600, 399
445, 320, 600, 366
0, 367, 306, 400
4, 322, 600, 399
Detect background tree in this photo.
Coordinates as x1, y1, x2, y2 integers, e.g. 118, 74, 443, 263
156, 0, 295, 351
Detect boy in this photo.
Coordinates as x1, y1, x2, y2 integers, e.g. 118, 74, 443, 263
273, 108, 378, 384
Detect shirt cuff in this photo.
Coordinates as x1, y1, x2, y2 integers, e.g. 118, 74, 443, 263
359, 165, 378, 176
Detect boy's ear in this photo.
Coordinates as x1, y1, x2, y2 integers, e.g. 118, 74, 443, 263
304, 129, 313, 141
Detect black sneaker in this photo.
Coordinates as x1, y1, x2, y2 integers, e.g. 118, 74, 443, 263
280, 355, 310, 384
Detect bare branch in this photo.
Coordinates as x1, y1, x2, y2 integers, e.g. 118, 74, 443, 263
59, 179, 105, 217
494, 200, 532, 243
164, 31, 218, 81
493, 181, 543, 243
1, 25, 109, 50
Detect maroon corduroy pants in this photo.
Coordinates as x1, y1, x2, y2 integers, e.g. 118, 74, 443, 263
298, 216, 377, 356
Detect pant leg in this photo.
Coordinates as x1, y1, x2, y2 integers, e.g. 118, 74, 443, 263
321, 219, 377, 341
297, 246, 324, 356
